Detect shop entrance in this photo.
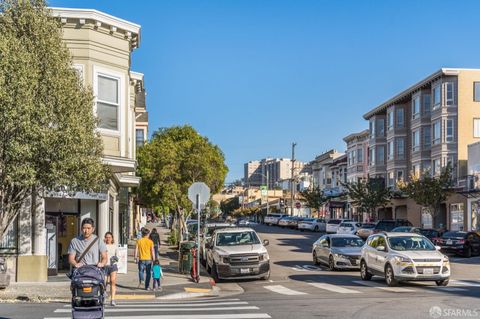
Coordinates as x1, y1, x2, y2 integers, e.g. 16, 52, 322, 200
45, 213, 79, 275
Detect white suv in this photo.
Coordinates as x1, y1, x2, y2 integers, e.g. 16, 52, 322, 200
360, 232, 450, 287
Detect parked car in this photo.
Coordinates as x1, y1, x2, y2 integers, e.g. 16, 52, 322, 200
205, 227, 270, 281
391, 226, 422, 234
264, 214, 287, 226
326, 219, 353, 233
237, 219, 251, 226
298, 218, 327, 232
438, 231, 480, 257
312, 234, 364, 270
360, 232, 450, 287
200, 222, 235, 265
356, 223, 376, 239
419, 229, 443, 245
337, 222, 363, 235
278, 216, 295, 228
372, 219, 413, 233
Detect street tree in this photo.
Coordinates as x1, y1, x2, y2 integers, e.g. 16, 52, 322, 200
299, 187, 328, 215
397, 165, 454, 228
0, 0, 107, 239
220, 197, 240, 215
137, 125, 228, 221
343, 179, 393, 221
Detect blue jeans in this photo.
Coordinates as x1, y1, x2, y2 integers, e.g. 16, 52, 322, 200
154, 246, 159, 260
138, 260, 152, 289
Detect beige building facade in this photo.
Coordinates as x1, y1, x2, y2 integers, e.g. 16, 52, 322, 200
0, 8, 147, 282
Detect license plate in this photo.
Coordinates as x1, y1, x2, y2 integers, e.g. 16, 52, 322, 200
423, 268, 434, 275
240, 268, 250, 274
446, 240, 453, 245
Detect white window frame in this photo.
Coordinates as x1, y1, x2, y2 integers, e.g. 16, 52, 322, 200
445, 82, 454, 106
369, 147, 375, 166
412, 96, 420, 119
445, 119, 454, 143
474, 118, 480, 138
387, 171, 394, 187
387, 111, 393, 130
412, 130, 420, 152
432, 158, 441, 176
387, 140, 394, 160
93, 66, 126, 156
433, 85, 441, 109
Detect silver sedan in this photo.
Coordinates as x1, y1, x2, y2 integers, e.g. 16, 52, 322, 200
312, 234, 364, 271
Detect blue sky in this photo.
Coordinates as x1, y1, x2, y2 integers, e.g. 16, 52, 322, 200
50, 0, 480, 182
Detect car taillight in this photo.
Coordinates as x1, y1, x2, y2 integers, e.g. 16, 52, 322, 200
83, 287, 92, 293
457, 239, 465, 244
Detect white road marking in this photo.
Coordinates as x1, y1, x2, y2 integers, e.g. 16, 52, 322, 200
352, 281, 416, 292
451, 280, 480, 287
55, 306, 260, 313
308, 282, 361, 294
46, 315, 272, 319
63, 301, 250, 308
264, 285, 307, 295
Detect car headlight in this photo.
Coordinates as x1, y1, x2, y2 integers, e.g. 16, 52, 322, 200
393, 255, 412, 263
218, 256, 229, 264
259, 252, 269, 261
443, 256, 449, 263
334, 254, 349, 260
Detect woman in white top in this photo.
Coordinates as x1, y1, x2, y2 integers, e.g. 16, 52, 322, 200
104, 232, 119, 306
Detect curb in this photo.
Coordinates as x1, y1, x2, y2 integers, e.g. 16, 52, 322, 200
156, 285, 221, 300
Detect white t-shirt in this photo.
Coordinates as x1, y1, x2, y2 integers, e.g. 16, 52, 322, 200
105, 243, 118, 266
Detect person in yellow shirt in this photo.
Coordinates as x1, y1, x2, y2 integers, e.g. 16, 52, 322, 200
134, 228, 155, 290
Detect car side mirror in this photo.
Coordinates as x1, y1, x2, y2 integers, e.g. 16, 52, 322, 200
435, 245, 442, 251
376, 245, 386, 252
263, 239, 269, 246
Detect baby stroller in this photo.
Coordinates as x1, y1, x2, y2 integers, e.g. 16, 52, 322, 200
70, 265, 106, 319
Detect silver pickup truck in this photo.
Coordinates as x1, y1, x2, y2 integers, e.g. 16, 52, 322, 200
205, 227, 270, 282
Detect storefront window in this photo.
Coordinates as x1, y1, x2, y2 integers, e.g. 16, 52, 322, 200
450, 203, 464, 231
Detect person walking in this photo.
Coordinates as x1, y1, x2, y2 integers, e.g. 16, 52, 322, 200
68, 218, 107, 269
134, 228, 155, 290
149, 228, 161, 259
104, 232, 119, 306
152, 259, 163, 291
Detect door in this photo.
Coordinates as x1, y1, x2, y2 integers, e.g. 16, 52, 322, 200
372, 236, 388, 272
365, 235, 378, 269
319, 236, 331, 264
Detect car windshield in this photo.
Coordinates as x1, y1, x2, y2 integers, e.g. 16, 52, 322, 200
331, 237, 364, 247
206, 225, 229, 237
216, 231, 260, 246
443, 231, 467, 239
328, 220, 341, 224
392, 227, 411, 232
361, 224, 375, 229
388, 236, 435, 251
302, 218, 315, 222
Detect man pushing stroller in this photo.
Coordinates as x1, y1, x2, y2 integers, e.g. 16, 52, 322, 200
68, 218, 109, 319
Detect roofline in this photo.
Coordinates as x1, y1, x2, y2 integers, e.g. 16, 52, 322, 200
130, 71, 144, 81
343, 129, 369, 143
362, 68, 467, 120
50, 7, 141, 46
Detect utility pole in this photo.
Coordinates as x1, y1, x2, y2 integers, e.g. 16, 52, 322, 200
291, 142, 297, 216
266, 169, 269, 217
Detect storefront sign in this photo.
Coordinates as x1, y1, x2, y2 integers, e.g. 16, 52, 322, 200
45, 191, 108, 201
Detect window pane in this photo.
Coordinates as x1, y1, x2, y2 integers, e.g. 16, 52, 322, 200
98, 76, 118, 103
396, 138, 404, 159
97, 102, 118, 130
136, 129, 145, 146
357, 148, 363, 163
475, 83, 480, 102
474, 119, 480, 138
396, 108, 404, 128
433, 86, 441, 106
423, 95, 431, 114
446, 82, 454, 105
424, 127, 431, 147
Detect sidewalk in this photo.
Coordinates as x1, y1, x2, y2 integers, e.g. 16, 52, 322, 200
0, 223, 223, 303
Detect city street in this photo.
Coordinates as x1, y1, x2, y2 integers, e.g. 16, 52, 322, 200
3, 224, 480, 319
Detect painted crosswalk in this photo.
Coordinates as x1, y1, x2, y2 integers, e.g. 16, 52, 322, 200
43, 298, 271, 319
261, 279, 480, 296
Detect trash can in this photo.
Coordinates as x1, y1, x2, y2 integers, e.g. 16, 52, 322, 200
179, 241, 196, 274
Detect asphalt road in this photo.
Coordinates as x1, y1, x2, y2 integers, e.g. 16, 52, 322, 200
2, 224, 479, 319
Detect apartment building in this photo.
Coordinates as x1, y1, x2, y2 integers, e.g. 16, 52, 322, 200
0, 8, 147, 282
244, 158, 304, 189
311, 150, 344, 190
364, 68, 480, 229
344, 130, 369, 184
244, 161, 262, 187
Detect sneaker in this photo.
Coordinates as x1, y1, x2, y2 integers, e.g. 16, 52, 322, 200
137, 282, 143, 288
110, 300, 116, 306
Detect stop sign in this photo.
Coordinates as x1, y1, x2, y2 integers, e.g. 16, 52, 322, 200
295, 202, 301, 209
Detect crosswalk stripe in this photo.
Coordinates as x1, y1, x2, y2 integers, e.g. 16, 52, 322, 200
352, 281, 415, 292
264, 285, 307, 295
54, 306, 260, 313
63, 301, 250, 308
308, 282, 360, 294
45, 315, 272, 319
451, 280, 480, 287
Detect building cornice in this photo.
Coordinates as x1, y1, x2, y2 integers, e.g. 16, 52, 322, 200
50, 7, 141, 49
362, 68, 467, 120
343, 129, 369, 143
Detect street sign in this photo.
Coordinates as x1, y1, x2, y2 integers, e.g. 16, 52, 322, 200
295, 202, 301, 209
260, 185, 267, 196
188, 182, 210, 205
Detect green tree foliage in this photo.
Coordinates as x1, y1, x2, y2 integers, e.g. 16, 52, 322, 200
398, 165, 454, 227
0, 0, 107, 238
299, 187, 328, 212
220, 197, 240, 215
343, 179, 393, 220
137, 125, 228, 215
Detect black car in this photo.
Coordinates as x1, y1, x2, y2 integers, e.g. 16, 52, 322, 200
419, 229, 443, 244
438, 231, 480, 257
372, 219, 413, 233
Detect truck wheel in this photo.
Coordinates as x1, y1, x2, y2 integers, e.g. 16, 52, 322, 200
436, 279, 449, 286
211, 263, 220, 283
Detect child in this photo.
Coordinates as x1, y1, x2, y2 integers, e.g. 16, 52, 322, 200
152, 259, 163, 291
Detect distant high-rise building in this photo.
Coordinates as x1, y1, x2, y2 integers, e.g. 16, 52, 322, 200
244, 158, 305, 188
